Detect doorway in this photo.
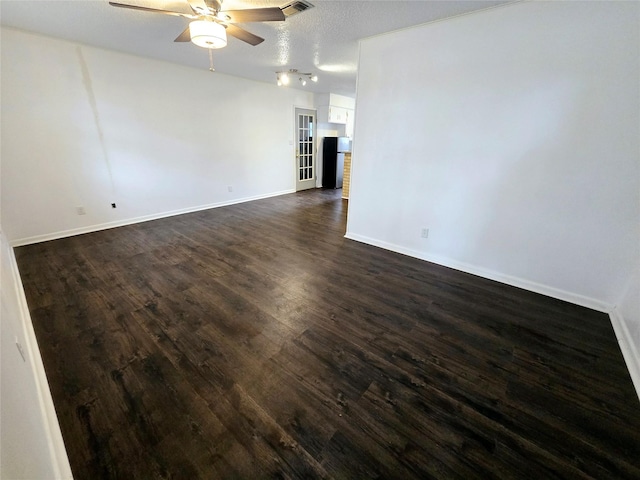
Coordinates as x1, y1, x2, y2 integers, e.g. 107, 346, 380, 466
295, 108, 316, 191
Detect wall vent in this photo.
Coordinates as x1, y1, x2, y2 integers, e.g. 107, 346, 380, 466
280, 0, 314, 17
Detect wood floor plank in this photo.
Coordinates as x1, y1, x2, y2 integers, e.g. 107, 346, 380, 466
15, 189, 640, 479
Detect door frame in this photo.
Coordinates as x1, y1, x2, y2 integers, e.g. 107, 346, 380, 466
294, 107, 317, 191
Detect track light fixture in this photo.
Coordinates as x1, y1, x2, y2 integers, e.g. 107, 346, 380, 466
276, 69, 318, 87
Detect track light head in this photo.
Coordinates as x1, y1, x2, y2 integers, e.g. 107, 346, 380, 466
275, 69, 317, 87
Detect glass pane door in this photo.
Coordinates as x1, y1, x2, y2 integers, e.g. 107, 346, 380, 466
295, 108, 316, 191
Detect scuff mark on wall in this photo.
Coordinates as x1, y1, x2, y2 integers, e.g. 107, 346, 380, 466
76, 46, 115, 194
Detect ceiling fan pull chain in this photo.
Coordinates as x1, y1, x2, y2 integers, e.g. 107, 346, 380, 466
209, 48, 215, 72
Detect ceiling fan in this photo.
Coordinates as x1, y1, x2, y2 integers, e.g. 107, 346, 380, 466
108, 0, 285, 48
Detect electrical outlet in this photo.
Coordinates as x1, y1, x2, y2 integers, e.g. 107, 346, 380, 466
227, 186, 233, 192
76, 206, 86, 215
421, 228, 429, 239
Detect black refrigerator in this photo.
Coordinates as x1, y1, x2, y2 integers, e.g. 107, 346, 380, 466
322, 137, 351, 189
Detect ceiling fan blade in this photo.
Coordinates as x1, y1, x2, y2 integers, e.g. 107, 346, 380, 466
225, 24, 264, 46
108, 2, 195, 19
223, 7, 285, 23
174, 26, 191, 42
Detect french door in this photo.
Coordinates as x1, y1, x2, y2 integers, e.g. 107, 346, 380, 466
295, 108, 316, 191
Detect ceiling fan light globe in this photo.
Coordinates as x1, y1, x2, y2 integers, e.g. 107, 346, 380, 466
281, 73, 290, 85
190, 21, 227, 49
310, 75, 318, 82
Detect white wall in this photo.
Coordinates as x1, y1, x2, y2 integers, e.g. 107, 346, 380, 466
348, 1, 639, 310
1, 28, 315, 245
0, 230, 73, 479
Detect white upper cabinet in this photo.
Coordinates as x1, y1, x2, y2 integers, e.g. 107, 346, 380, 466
328, 106, 348, 124
317, 93, 355, 126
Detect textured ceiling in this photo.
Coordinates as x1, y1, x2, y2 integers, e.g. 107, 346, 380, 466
1, 0, 513, 96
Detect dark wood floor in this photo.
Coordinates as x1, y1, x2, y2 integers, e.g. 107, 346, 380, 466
16, 189, 640, 479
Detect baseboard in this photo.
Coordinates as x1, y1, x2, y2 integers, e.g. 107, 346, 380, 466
609, 308, 640, 401
343, 232, 611, 313
5, 241, 74, 478
11, 189, 295, 247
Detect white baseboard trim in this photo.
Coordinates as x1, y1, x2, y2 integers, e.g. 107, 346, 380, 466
6, 242, 74, 478
11, 189, 295, 247
609, 308, 640, 402
343, 232, 611, 313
